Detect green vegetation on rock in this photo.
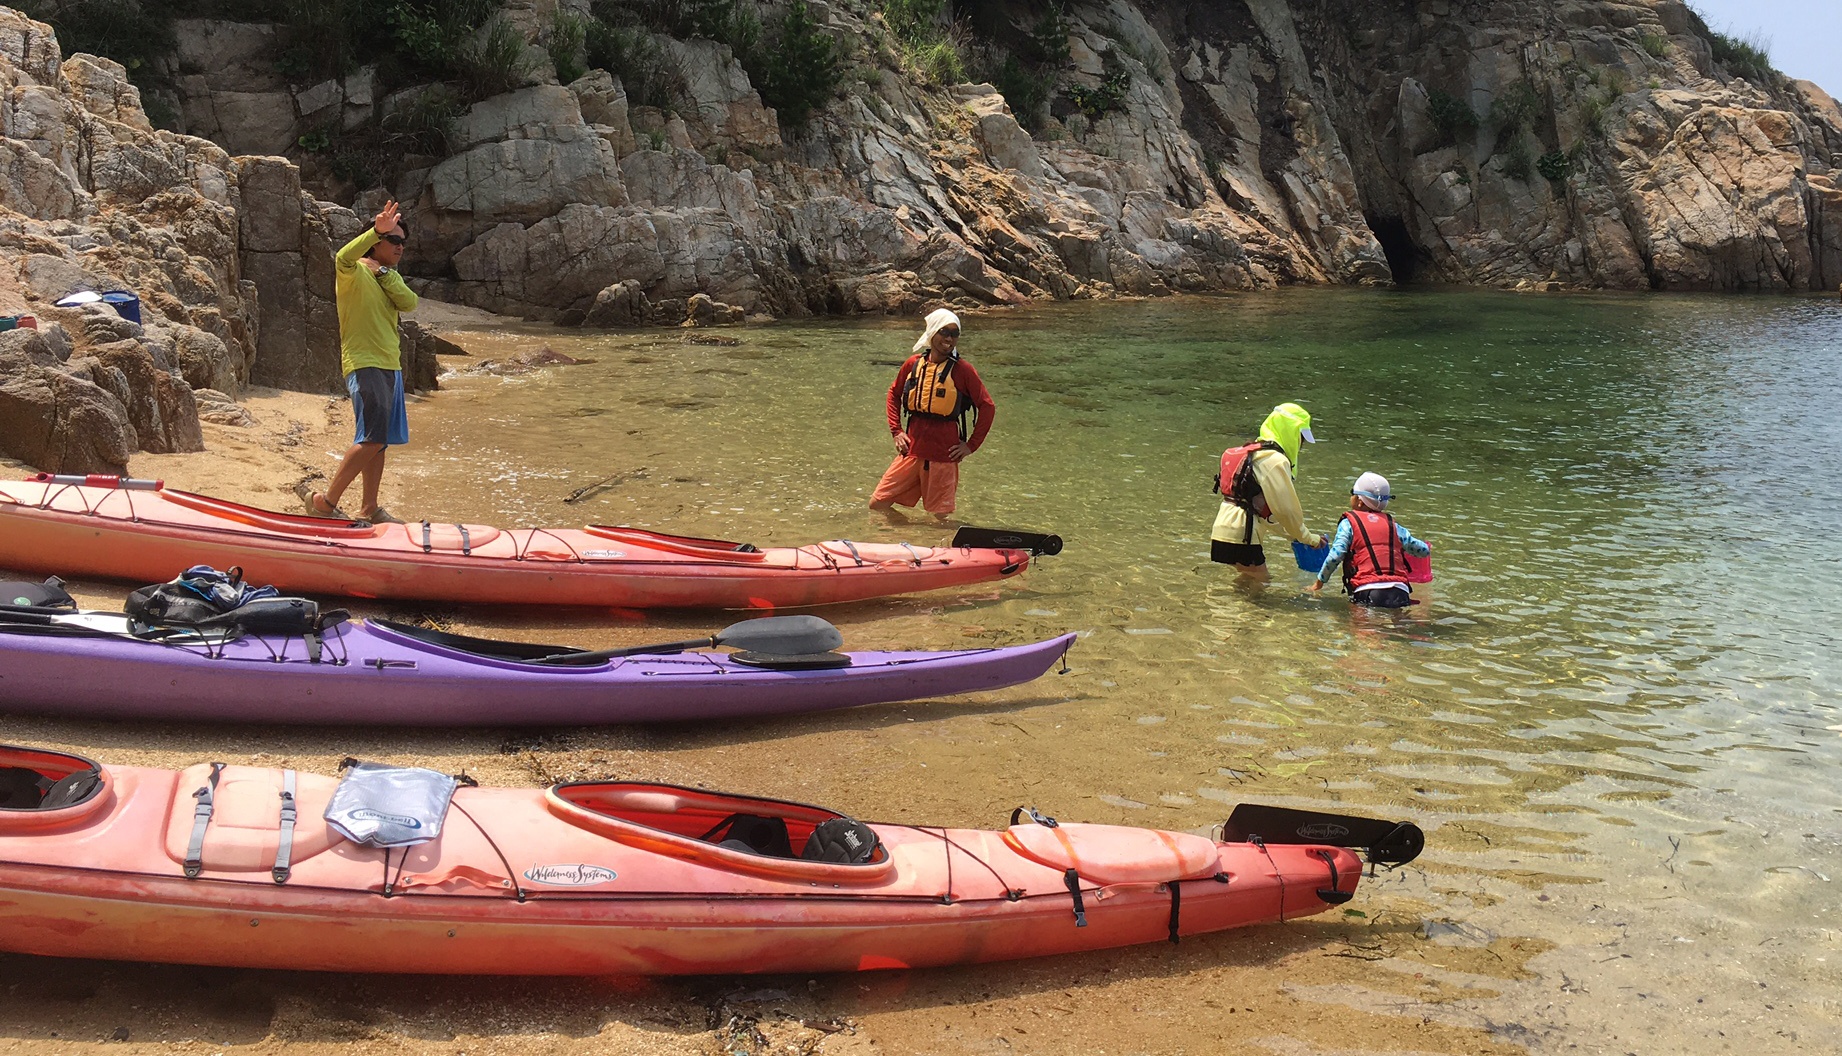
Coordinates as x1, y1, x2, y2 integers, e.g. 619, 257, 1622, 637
1066, 49, 1130, 120
757, 1, 840, 127
1426, 87, 1479, 147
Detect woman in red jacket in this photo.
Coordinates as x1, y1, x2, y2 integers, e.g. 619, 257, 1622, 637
868, 309, 995, 521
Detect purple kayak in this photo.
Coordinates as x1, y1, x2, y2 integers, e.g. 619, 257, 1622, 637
0, 613, 1075, 726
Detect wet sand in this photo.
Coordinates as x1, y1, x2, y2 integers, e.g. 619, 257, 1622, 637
0, 304, 1667, 1055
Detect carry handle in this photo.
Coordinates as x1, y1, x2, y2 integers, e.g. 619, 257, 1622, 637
30, 473, 164, 491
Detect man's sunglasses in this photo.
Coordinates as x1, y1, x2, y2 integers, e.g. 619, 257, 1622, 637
380, 233, 407, 246
940, 327, 960, 336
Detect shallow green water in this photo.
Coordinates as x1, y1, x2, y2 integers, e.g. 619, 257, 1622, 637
398, 289, 1842, 1044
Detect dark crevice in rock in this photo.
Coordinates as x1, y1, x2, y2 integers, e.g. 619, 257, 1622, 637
1365, 213, 1422, 284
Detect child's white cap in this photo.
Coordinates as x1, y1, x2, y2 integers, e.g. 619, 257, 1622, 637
1352, 471, 1392, 510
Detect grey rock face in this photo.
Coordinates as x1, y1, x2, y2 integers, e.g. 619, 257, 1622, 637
0, 7, 336, 474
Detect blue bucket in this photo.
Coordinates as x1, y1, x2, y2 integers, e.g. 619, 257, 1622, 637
101, 290, 141, 324
1292, 540, 1328, 573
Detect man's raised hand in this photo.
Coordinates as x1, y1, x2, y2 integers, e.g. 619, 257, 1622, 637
373, 200, 401, 236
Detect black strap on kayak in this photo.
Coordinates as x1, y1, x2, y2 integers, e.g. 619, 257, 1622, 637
1314, 848, 1352, 905
1063, 869, 1088, 927
1168, 870, 1232, 944
898, 542, 922, 567
272, 769, 297, 884
419, 521, 432, 553
1167, 880, 1181, 943
379, 847, 410, 897
183, 762, 225, 878
458, 524, 471, 556
838, 539, 864, 566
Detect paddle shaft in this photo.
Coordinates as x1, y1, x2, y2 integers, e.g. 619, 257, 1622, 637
532, 615, 844, 664
562, 635, 717, 663
32, 473, 164, 491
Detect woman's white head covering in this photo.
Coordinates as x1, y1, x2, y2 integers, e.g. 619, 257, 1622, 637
913, 308, 962, 353
1352, 471, 1392, 510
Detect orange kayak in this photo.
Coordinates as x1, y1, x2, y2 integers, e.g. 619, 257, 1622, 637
0, 476, 1032, 609
0, 745, 1422, 975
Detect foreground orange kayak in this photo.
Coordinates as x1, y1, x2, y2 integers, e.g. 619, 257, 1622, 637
0, 745, 1422, 975
0, 476, 1034, 609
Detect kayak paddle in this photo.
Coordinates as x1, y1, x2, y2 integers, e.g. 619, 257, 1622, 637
952, 526, 1063, 556
30, 472, 164, 491
532, 614, 843, 664
1221, 803, 1424, 866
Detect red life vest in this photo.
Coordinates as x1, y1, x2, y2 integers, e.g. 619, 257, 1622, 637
1340, 509, 1408, 592
1216, 441, 1279, 542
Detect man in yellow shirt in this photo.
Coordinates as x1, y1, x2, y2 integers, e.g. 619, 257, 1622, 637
307, 200, 419, 524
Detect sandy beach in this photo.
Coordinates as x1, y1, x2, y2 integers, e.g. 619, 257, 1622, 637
0, 303, 1546, 1056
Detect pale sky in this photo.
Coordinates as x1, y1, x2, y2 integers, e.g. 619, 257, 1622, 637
1687, 0, 1842, 95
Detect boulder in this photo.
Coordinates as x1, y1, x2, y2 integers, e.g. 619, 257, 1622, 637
192, 387, 256, 426
88, 339, 204, 454
0, 366, 136, 472
396, 321, 444, 394
582, 280, 647, 327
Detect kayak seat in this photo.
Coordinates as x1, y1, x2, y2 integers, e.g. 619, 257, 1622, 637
703, 813, 794, 857
1002, 822, 1222, 886
0, 745, 111, 831
163, 764, 345, 873
0, 766, 49, 808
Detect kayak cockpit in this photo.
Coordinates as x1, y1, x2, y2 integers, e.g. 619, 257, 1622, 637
545, 782, 894, 883
0, 744, 109, 829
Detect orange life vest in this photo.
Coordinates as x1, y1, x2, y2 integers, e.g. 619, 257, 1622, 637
1340, 509, 1408, 592
903, 355, 964, 420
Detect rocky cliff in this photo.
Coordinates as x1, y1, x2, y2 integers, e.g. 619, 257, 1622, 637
150, 0, 1836, 321
4, 1, 1840, 470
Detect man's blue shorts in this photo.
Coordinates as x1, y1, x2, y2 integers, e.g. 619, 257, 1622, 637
347, 367, 408, 446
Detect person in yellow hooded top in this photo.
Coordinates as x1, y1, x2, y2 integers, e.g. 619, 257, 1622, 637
1210, 402, 1325, 581
306, 200, 418, 524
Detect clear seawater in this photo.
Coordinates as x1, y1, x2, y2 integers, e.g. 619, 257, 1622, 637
390, 288, 1842, 1047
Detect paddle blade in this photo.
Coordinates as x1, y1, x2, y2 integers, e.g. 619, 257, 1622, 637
1291, 540, 1327, 573
952, 526, 1063, 556
712, 615, 842, 655
1222, 804, 1425, 866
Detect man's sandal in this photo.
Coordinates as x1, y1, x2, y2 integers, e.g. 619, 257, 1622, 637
304, 492, 350, 519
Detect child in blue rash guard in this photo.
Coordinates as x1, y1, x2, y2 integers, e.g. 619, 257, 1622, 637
1307, 472, 1430, 608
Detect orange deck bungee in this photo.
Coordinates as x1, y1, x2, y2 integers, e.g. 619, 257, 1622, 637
0, 478, 1030, 609
0, 746, 1419, 976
